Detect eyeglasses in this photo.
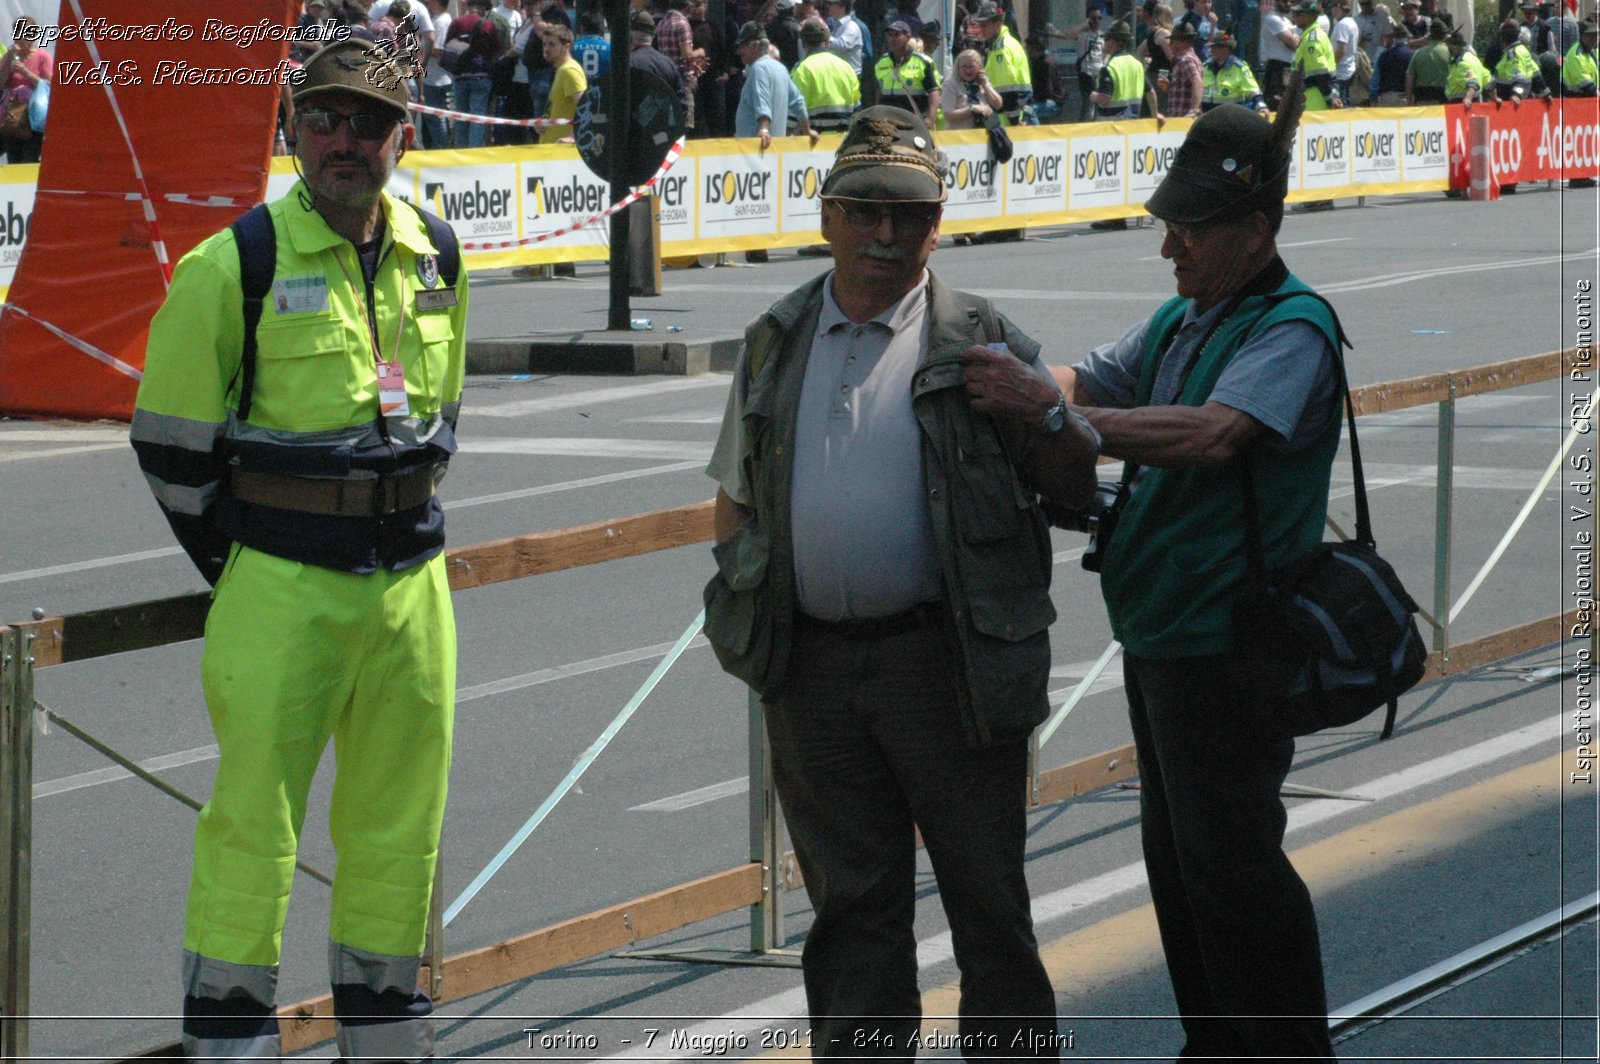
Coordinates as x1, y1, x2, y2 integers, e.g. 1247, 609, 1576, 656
1161, 220, 1217, 246
296, 109, 400, 141
827, 199, 941, 233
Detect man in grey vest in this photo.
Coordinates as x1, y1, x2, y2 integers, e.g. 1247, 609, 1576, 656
704, 105, 1100, 1058
1053, 88, 1342, 1061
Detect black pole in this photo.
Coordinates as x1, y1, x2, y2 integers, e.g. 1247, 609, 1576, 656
607, 0, 635, 330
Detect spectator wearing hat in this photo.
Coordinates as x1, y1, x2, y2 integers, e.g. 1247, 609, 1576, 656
1403, 17, 1450, 101
793, 16, 862, 130
972, 1, 1035, 123
629, 9, 687, 107
918, 20, 952, 79
134, 40, 467, 1063
1089, 20, 1161, 230
706, 102, 1098, 1063
1563, 19, 1599, 97
736, 19, 817, 147
824, 0, 868, 72
1355, 0, 1392, 58
768, 0, 804, 67
1202, 31, 1268, 110
1518, 0, 1556, 52
1372, 23, 1413, 103
1444, 27, 1491, 103
1493, 16, 1548, 99
874, 20, 943, 128
1026, 30, 1069, 121
1167, 21, 1206, 115
1056, 85, 1344, 1064
1290, 0, 1342, 108
1179, 0, 1216, 60
1259, 0, 1300, 106
1398, 0, 1430, 44
1064, 1, 1108, 120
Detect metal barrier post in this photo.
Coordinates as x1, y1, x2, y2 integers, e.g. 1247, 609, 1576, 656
1432, 382, 1457, 663
748, 690, 785, 952
1, 627, 35, 1060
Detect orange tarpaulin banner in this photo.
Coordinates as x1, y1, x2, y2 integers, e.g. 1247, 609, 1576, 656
0, 1, 299, 421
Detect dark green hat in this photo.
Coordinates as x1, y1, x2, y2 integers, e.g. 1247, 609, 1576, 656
1582, 17, 1598, 34
736, 19, 768, 44
1104, 18, 1134, 40
293, 40, 412, 117
821, 106, 948, 202
1292, 0, 1320, 15
1145, 104, 1290, 224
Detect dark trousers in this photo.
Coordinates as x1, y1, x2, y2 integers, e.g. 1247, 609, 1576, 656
764, 616, 1058, 1061
1124, 651, 1336, 1062
1264, 58, 1292, 109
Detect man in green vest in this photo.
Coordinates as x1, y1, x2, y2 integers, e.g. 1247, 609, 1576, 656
874, 18, 943, 128
1405, 17, 1451, 102
1050, 85, 1343, 1063
1291, 0, 1342, 108
1089, 20, 1162, 229
1564, 19, 1598, 188
1202, 32, 1269, 111
705, 104, 1101, 1061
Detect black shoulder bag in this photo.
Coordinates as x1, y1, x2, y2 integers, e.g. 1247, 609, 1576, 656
1236, 345, 1427, 740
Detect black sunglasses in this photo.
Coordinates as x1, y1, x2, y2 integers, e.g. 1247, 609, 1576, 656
827, 199, 941, 233
296, 109, 400, 141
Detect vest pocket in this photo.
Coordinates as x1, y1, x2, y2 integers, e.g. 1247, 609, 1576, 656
703, 522, 778, 692
953, 432, 1024, 544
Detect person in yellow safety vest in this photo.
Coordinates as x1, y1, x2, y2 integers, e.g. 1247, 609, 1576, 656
130, 41, 467, 1064
1089, 20, 1163, 230
875, 18, 943, 128
1202, 32, 1269, 111
1493, 18, 1549, 100
1290, 0, 1342, 110
1444, 28, 1490, 103
793, 16, 862, 131
971, 0, 1033, 124
1564, 20, 1598, 188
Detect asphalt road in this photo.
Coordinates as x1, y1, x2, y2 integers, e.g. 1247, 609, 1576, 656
0, 184, 1594, 1061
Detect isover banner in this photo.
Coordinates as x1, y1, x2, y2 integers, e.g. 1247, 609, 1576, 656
1127, 122, 1188, 202
1349, 118, 1402, 192
1067, 131, 1128, 219
1398, 113, 1450, 185
1296, 113, 1352, 195
940, 135, 1004, 230
0, 167, 37, 302
698, 150, 780, 247
779, 148, 836, 231
1003, 135, 1069, 221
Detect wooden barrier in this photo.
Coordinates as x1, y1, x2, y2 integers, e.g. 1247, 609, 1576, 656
0, 347, 1579, 1061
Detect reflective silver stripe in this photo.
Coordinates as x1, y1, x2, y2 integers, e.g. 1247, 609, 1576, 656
182, 1032, 282, 1060
330, 941, 421, 994
224, 413, 387, 451
183, 950, 278, 1005
440, 400, 462, 427
131, 408, 225, 453
336, 1013, 435, 1062
142, 472, 219, 517
385, 413, 452, 450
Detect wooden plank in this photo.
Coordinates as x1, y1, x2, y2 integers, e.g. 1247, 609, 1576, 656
1422, 611, 1575, 682
1349, 349, 1572, 417
443, 501, 715, 591
1032, 743, 1140, 807
17, 592, 210, 669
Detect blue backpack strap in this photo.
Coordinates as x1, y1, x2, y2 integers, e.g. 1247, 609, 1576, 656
230, 203, 276, 424
408, 202, 461, 288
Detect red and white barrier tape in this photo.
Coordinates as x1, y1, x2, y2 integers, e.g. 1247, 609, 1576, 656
409, 101, 571, 129
0, 303, 143, 381
460, 136, 687, 250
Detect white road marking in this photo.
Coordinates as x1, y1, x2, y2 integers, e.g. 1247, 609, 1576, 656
468, 378, 729, 418
34, 744, 219, 800
1139, 237, 1354, 261
0, 443, 129, 462
630, 777, 750, 812
0, 546, 186, 587
444, 461, 706, 510
458, 438, 713, 460
1333, 463, 1556, 491
587, 712, 1565, 1061
456, 635, 710, 704
1319, 248, 1600, 294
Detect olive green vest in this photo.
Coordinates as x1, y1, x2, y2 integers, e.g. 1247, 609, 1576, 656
704, 272, 1057, 746
1097, 266, 1344, 659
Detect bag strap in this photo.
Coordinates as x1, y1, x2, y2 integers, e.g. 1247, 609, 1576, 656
229, 203, 276, 424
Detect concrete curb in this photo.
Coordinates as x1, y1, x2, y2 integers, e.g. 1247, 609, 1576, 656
466, 333, 744, 376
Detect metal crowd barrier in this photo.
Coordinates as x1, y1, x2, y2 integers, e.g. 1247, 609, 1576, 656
0, 346, 1581, 1059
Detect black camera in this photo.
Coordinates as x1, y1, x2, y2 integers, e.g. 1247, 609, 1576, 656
1046, 479, 1128, 573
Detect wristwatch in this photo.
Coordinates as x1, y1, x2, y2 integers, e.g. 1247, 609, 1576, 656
1039, 394, 1067, 433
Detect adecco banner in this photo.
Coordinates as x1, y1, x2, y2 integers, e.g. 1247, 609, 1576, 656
1445, 98, 1600, 189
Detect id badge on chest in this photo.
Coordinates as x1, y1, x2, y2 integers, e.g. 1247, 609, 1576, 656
377, 360, 411, 417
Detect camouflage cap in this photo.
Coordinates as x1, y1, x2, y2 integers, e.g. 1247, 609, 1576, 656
821, 106, 948, 202
292, 39, 412, 117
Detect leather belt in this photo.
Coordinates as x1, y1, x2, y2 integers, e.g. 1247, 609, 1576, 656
229, 466, 438, 517
799, 601, 945, 640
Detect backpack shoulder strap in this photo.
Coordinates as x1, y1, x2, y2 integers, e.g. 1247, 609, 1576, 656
230, 203, 276, 424
408, 201, 462, 288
